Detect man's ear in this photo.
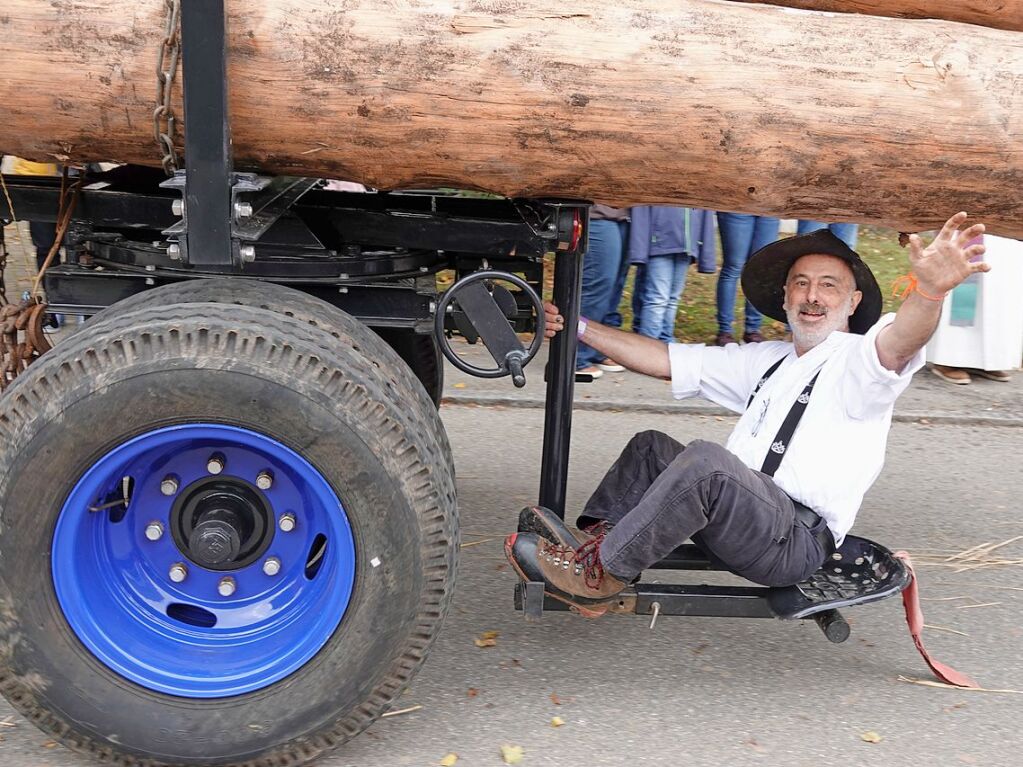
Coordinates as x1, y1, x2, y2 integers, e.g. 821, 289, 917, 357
849, 289, 863, 317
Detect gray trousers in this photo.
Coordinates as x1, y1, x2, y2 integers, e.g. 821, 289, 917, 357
579, 431, 829, 587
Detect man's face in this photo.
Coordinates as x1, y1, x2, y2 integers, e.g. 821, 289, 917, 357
783, 254, 863, 352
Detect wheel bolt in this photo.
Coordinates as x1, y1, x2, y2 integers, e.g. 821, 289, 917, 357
145, 521, 165, 541
217, 577, 237, 597
256, 471, 274, 490
169, 563, 188, 583
160, 475, 179, 496
207, 454, 226, 475
262, 557, 282, 576
278, 513, 296, 532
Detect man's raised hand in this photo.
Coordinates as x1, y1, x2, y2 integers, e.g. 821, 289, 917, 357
909, 212, 989, 298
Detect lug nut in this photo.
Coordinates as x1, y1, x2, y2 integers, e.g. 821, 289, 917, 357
262, 557, 282, 576
169, 563, 188, 583
207, 454, 225, 475
278, 513, 296, 532
217, 577, 237, 597
240, 244, 256, 263
171, 199, 184, 216
145, 521, 165, 541
234, 201, 253, 219
256, 471, 274, 490
160, 475, 179, 496
167, 243, 181, 260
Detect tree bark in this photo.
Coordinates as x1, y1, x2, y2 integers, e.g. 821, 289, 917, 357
736, 1, 1023, 32
1, 1, 1022, 236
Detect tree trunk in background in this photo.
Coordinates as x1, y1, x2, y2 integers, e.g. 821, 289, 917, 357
736, 1, 1023, 32
2, 1, 1022, 236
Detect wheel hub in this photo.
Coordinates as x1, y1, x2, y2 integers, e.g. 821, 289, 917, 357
171, 477, 273, 571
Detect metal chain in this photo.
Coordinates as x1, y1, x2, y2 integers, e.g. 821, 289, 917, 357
154, 0, 182, 175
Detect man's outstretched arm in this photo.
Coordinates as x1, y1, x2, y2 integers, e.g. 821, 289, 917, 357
543, 302, 672, 379
875, 212, 988, 373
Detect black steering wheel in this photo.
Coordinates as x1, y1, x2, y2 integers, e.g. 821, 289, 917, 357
434, 270, 545, 388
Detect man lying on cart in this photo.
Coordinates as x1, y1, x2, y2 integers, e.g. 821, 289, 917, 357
506, 212, 988, 617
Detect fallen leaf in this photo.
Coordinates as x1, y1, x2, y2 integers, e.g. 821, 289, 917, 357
467, 688, 479, 698
474, 630, 499, 648
440, 753, 459, 766
453, 382, 467, 389
860, 731, 883, 744
550, 716, 565, 728
42, 740, 58, 748
944, 702, 968, 713
549, 692, 561, 705
500, 744, 525, 764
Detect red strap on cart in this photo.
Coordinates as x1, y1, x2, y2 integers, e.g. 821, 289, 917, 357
894, 551, 980, 689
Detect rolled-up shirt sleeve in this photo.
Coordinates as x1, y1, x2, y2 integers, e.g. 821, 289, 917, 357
843, 313, 925, 419
669, 341, 791, 414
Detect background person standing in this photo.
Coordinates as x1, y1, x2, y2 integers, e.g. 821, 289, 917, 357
715, 212, 780, 345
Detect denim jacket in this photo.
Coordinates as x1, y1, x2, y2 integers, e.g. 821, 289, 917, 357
628, 206, 716, 272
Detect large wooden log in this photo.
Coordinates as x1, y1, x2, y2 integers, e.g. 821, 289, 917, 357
738, 1, 1023, 32
2, 1, 1022, 236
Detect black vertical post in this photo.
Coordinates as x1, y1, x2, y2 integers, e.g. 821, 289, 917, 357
179, 0, 234, 266
537, 245, 584, 519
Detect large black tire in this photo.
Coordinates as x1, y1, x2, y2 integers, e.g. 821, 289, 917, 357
0, 302, 458, 766
81, 280, 445, 407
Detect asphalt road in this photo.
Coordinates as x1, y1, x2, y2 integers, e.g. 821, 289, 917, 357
1, 407, 1020, 767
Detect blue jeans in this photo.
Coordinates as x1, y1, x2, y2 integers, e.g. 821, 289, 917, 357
635, 253, 692, 342
797, 221, 859, 249
716, 213, 779, 335
578, 219, 629, 369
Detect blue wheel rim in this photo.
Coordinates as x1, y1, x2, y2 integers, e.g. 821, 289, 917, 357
52, 424, 356, 698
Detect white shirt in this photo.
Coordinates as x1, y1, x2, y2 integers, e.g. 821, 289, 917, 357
668, 314, 924, 546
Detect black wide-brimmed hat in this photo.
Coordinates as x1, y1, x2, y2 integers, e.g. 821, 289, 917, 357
740, 229, 882, 335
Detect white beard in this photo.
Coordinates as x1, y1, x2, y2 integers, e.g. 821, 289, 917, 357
786, 294, 855, 351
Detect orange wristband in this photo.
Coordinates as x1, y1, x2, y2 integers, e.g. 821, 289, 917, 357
892, 274, 947, 302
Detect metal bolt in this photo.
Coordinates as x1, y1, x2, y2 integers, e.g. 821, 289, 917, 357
169, 563, 188, 583
278, 513, 296, 532
256, 471, 274, 490
145, 264, 156, 272
234, 201, 253, 219
167, 243, 181, 260
207, 455, 225, 475
160, 475, 179, 496
217, 577, 237, 597
145, 521, 165, 541
240, 245, 256, 263
145, 277, 155, 286
171, 199, 184, 216
262, 557, 282, 576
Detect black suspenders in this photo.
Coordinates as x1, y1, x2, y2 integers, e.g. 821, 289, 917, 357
746, 356, 823, 477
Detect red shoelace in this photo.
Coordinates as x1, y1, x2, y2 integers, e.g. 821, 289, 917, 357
543, 533, 607, 590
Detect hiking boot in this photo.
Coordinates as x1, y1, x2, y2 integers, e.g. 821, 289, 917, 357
714, 332, 736, 346
742, 330, 766, 344
930, 364, 971, 385
504, 532, 627, 618
517, 505, 613, 548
